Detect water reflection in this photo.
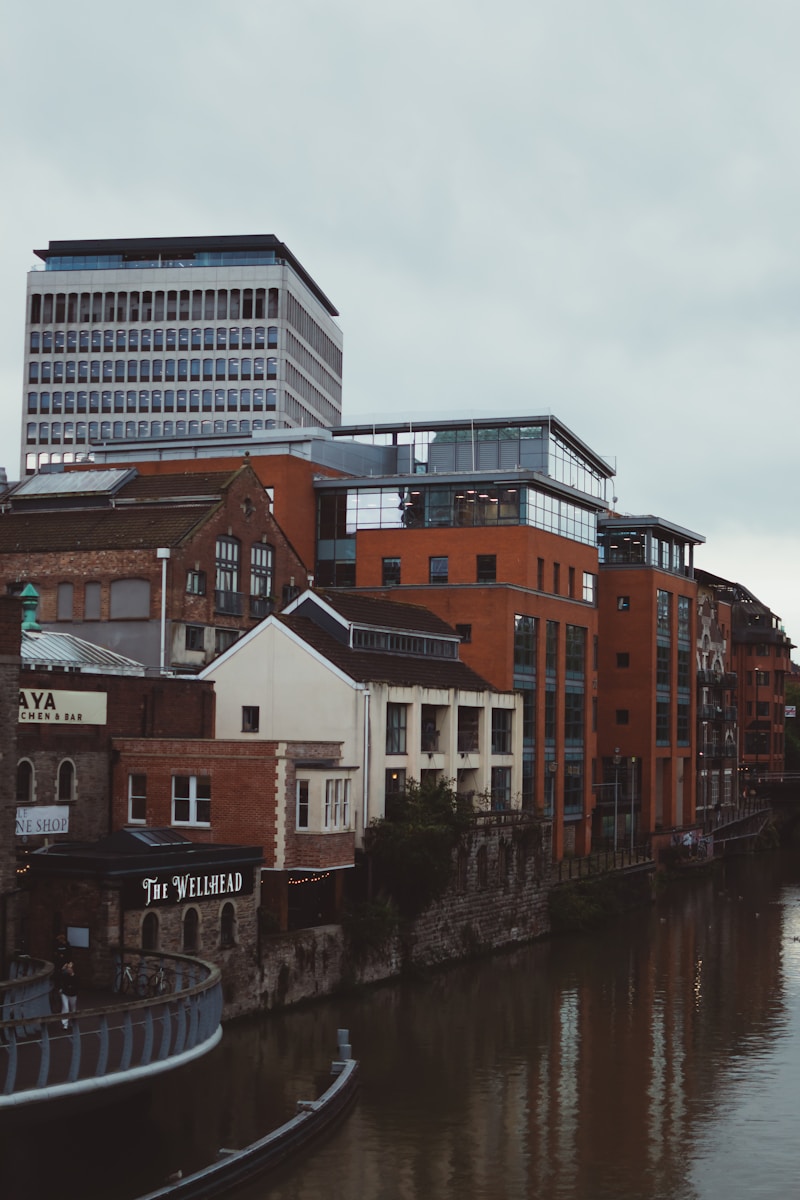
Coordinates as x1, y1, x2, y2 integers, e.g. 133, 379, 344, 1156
3, 853, 799, 1200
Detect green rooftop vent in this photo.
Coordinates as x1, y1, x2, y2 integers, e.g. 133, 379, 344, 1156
20, 583, 41, 632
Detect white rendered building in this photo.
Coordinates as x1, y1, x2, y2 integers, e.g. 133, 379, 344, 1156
21, 235, 343, 476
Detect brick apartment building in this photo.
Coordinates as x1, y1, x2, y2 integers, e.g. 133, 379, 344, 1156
596, 514, 703, 842
0, 462, 309, 672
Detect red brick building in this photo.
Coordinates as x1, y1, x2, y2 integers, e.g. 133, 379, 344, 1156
0, 462, 309, 672
596, 515, 703, 842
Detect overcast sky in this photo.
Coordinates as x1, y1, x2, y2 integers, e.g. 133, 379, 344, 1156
1, 1, 798, 646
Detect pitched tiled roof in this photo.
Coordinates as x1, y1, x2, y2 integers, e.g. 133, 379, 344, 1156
118, 472, 237, 501
280, 614, 497, 691
315, 590, 460, 637
0, 504, 214, 552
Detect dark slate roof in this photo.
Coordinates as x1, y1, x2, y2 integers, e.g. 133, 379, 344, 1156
316, 590, 460, 637
279, 614, 497, 691
0, 504, 213, 552
118, 471, 237, 501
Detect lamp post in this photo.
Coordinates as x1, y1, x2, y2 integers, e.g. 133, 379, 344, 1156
630, 756, 637, 854
613, 748, 621, 853
754, 666, 761, 782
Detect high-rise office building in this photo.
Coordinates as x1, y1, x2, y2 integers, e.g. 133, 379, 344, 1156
21, 235, 343, 475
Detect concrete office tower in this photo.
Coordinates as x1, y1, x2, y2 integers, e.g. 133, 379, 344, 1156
21, 235, 343, 476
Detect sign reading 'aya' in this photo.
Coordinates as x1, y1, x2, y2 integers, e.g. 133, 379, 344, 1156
19, 689, 107, 725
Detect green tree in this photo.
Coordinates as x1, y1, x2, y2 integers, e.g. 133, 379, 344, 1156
366, 778, 473, 917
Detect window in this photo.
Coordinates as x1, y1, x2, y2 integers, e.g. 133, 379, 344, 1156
182, 908, 199, 952
677, 703, 690, 746
656, 643, 671, 690
296, 779, 310, 829
110, 578, 150, 619
657, 589, 671, 636
220, 903, 236, 948
491, 767, 511, 810
477, 554, 496, 583
617, 596, 630, 611
565, 691, 584, 743
582, 572, 596, 603
58, 760, 75, 802
455, 623, 472, 643
616, 709, 629, 725
128, 773, 147, 823
215, 629, 239, 655
215, 536, 241, 612
172, 775, 211, 826
84, 581, 101, 620
385, 768, 406, 799
142, 912, 159, 951
324, 779, 351, 829
57, 582, 74, 620
514, 614, 536, 675
186, 569, 206, 596
756, 670, 770, 686
553, 563, 560, 593
429, 556, 448, 584
617, 652, 629, 668
656, 701, 670, 745
382, 557, 401, 587
16, 760, 33, 804
242, 705, 260, 733
386, 703, 408, 754
492, 709, 512, 754
565, 626, 586, 678
185, 625, 205, 652
250, 542, 274, 614
568, 566, 575, 598
678, 595, 691, 641
458, 707, 480, 753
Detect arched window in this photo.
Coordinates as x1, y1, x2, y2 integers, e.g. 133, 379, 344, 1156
220, 902, 236, 948
16, 760, 34, 804
142, 912, 159, 951
183, 908, 199, 953
58, 760, 75, 802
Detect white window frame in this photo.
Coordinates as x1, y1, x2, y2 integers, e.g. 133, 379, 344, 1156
296, 779, 309, 830
172, 775, 211, 827
128, 773, 147, 824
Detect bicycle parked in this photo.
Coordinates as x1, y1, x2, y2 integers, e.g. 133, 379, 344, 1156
114, 958, 175, 998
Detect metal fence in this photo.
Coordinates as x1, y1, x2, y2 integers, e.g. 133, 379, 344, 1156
0, 950, 222, 1106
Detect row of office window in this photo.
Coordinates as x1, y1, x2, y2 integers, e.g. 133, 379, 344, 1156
27, 418, 276, 446
29, 358, 277, 383
30, 326, 275, 353
385, 702, 514, 756
28, 388, 276, 415
30, 287, 278, 325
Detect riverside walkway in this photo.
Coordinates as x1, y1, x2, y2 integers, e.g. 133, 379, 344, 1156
0, 950, 222, 1109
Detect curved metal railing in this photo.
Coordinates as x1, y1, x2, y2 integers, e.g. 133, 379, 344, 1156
0, 949, 222, 1107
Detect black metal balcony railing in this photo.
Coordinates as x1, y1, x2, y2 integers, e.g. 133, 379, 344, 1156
249, 595, 275, 620
697, 670, 738, 688
0, 950, 222, 1107
215, 589, 244, 616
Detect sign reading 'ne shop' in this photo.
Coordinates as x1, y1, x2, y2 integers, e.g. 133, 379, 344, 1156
19, 688, 107, 725
122, 866, 254, 909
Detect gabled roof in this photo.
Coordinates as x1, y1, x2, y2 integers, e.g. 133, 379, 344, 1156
0, 466, 259, 553
313, 590, 461, 638
278, 613, 496, 691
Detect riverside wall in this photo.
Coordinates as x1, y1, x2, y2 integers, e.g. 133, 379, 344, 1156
256, 819, 554, 1012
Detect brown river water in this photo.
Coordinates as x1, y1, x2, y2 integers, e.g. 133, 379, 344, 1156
4, 850, 800, 1200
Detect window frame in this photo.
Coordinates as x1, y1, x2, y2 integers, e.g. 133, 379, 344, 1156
172, 774, 211, 827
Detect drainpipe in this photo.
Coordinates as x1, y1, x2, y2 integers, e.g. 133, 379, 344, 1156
157, 548, 171, 674
362, 689, 371, 836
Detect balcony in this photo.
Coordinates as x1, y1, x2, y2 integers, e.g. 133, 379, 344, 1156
0, 950, 222, 1109
215, 589, 244, 616
250, 595, 275, 620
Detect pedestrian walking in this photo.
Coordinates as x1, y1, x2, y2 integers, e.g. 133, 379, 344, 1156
60, 960, 78, 1029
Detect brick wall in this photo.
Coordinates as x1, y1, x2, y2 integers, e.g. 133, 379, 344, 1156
112, 738, 279, 853
257, 820, 554, 1010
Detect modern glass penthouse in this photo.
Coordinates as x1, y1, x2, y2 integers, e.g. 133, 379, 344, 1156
315, 416, 612, 585
21, 235, 343, 475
